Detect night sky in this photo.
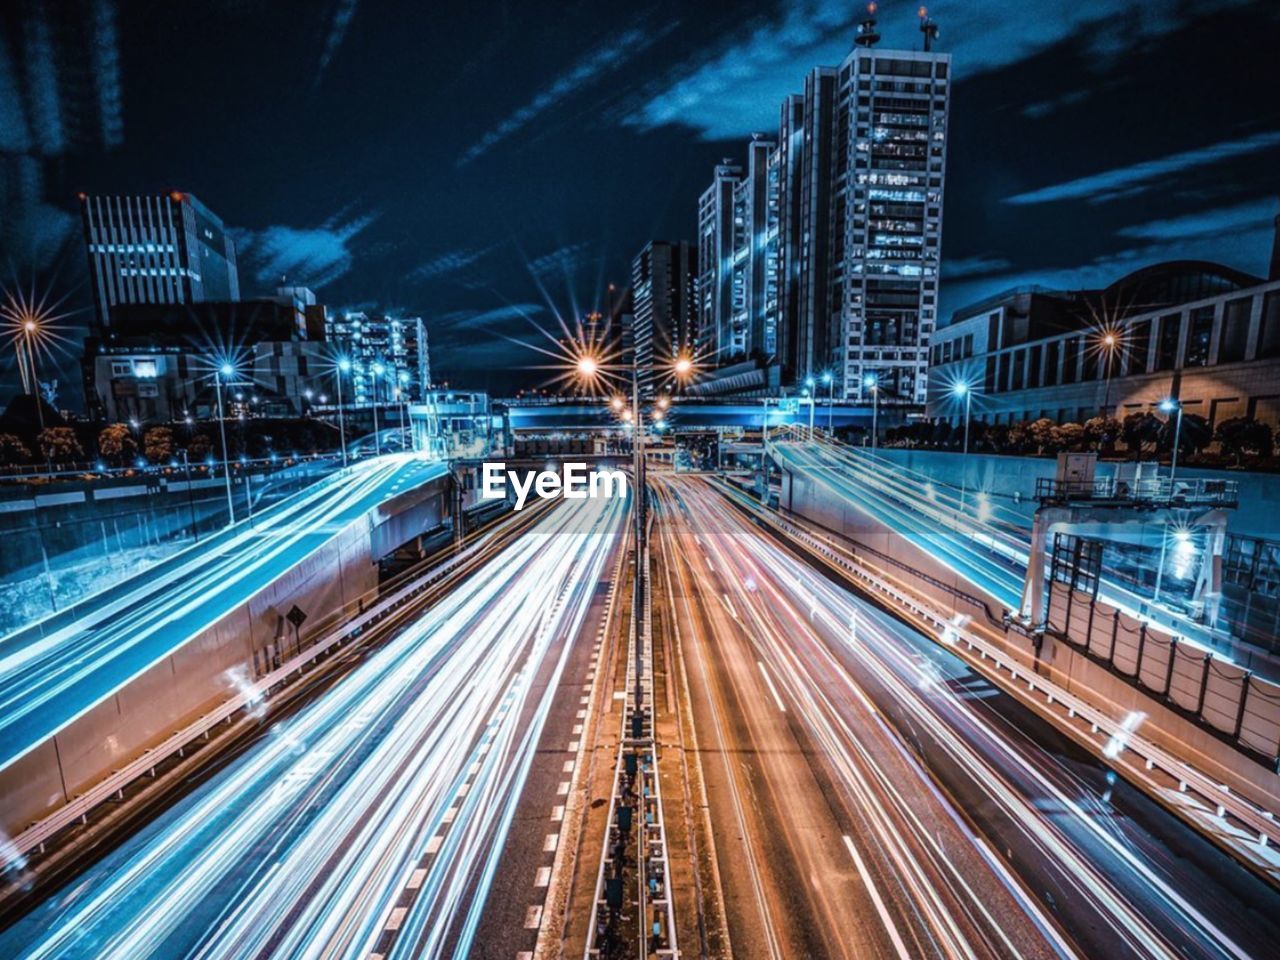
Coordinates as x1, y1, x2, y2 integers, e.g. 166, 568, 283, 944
2, 0, 1278, 406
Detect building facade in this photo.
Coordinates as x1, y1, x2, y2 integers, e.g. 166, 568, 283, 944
631, 240, 698, 395
324, 311, 431, 405
926, 262, 1280, 431
694, 13, 950, 403
80, 191, 240, 331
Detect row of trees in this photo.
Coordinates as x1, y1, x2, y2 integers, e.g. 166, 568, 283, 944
0, 418, 341, 469
878, 413, 1276, 466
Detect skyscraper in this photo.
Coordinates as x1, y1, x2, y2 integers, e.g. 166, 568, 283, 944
632, 241, 698, 395
80, 191, 240, 332
694, 9, 950, 404
325, 311, 430, 403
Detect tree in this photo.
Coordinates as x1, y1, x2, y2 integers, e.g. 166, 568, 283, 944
1215, 417, 1274, 466
1162, 413, 1212, 458
1083, 415, 1120, 453
0, 433, 30, 465
1007, 420, 1032, 454
98, 423, 137, 466
38, 427, 83, 464
188, 432, 215, 462
1028, 418, 1057, 454
1052, 422, 1086, 452
144, 427, 175, 464
930, 420, 953, 447
1121, 412, 1162, 459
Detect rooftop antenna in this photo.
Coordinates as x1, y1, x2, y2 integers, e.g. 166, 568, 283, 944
855, 2, 881, 47
919, 6, 940, 51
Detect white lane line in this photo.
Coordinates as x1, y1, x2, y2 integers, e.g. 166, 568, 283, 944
568, 740, 580, 751
425, 835, 443, 855
721, 593, 736, 619
557, 781, 571, 795
407, 868, 427, 889
442, 806, 458, 824
843, 834, 912, 960
572, 723, 583, 734
550, 805, 565, 822
576, 709, 587, 719
562, 760, 575, 773
385, 907, 408, 931
544, 833, 559, 852
757, 660, 787, 713
524, 905, 543, 929
535, 866, 551, 887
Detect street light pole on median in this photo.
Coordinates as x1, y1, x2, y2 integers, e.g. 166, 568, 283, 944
215, 363, 236, 525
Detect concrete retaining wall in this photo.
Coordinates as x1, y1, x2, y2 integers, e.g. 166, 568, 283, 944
0, 475, 449, 839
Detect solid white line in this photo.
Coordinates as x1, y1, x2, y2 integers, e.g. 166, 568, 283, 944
757, 660, 787, 712
843, 835, 912, 960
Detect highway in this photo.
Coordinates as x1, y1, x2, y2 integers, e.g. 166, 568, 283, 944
653, 474, 1280, 960
0, 453, 446, 774
0, 496, 624, 959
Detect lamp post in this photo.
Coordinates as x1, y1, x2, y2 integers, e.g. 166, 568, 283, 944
822, 371, 834, 434
1100, 332, 1119, 417
21, 319, 45, 431
805, 376, 816, 440
864, 373, 879, 452
335, 358, 351, 467
576, 350, 693, 719
953, 381, 973, 457
215, 362, 236, 524
1160, 397, 1183, 485
371, 362, 384, 456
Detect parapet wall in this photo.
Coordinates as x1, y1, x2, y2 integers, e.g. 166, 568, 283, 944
0, 475, 448, 840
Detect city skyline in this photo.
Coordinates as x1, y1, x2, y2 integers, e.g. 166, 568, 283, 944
2, 0, 1278, 402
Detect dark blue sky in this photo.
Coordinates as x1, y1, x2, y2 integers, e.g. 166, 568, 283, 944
2, 0, 1278, 403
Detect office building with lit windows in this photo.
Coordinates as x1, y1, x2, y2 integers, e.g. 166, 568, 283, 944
632, 241, 698, 396
693, 9, 950, 402
324, 311, 431, 405
80, 191, 240, 331
925, 260, 1280, 431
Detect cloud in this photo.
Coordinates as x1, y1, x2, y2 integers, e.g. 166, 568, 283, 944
1005, 130, 1280, 205
527, 241, 595, 279
318, 0, 360, 76
1115, 198, 1278, 241
436, 303, 546, 332
943, 255, 1012, 279
407, 245, 496, 284
235, 212, 377, 289
458, 25, 665, 165
623, 0, 1256, 141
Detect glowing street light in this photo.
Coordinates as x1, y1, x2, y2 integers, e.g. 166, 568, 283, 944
333, 357, 351, 467
821, 371, 834, 433
214, 361, 238, 524
1099, 330, 1121, 416
864, 373, 880, 452
953, 380, 973, 457
1160, 397, 1183, 483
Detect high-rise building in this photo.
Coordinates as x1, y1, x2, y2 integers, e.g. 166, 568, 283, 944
696, 162, 742, 363
693, 9, 950, 403
632, 241, 698, 395
325, 311, 430, 404
80, 191, 240, 331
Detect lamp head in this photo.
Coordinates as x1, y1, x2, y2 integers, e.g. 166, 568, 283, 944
952, 381, 968, 397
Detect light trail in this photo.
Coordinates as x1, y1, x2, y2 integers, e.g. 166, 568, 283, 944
0, 455, 446, 773
0, 496, 624, 960
655, 476, 1277, 960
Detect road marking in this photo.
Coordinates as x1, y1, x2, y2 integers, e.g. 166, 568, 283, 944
524, 905, 543, 929
568, 740, 580, 751
535, 866, 551, 887
557, 780, 571, 795
757, 660, 787, 712
562, 760, 575, 773
457, 782, 470, 797
576, 709, 587, 719
407, 868, 427, 889
551, 804, 565, 821
843, 835, 912, 960
442, 806, 457, 824
544, 833, 559, 852
425, 835, 443, 855
385, 907, 407, 931
722, 593, 737, 619
572, 723, 583, 734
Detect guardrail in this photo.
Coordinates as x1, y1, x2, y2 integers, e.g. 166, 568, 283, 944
1035, 475, 1239, 508
718, 483, 1280, 881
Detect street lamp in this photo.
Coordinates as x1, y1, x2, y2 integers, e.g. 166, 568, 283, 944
1160, 397, 1183, 484
953, 381, 973, 457
1100, 331, 1120, 417
804, 376, 816, 440
864, 373, 880, 452
215, 361, 237, 524
822, 371, 834, 433
371, 361, 385, 456
570, 348, 694, 720
335, 358, 351, 467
